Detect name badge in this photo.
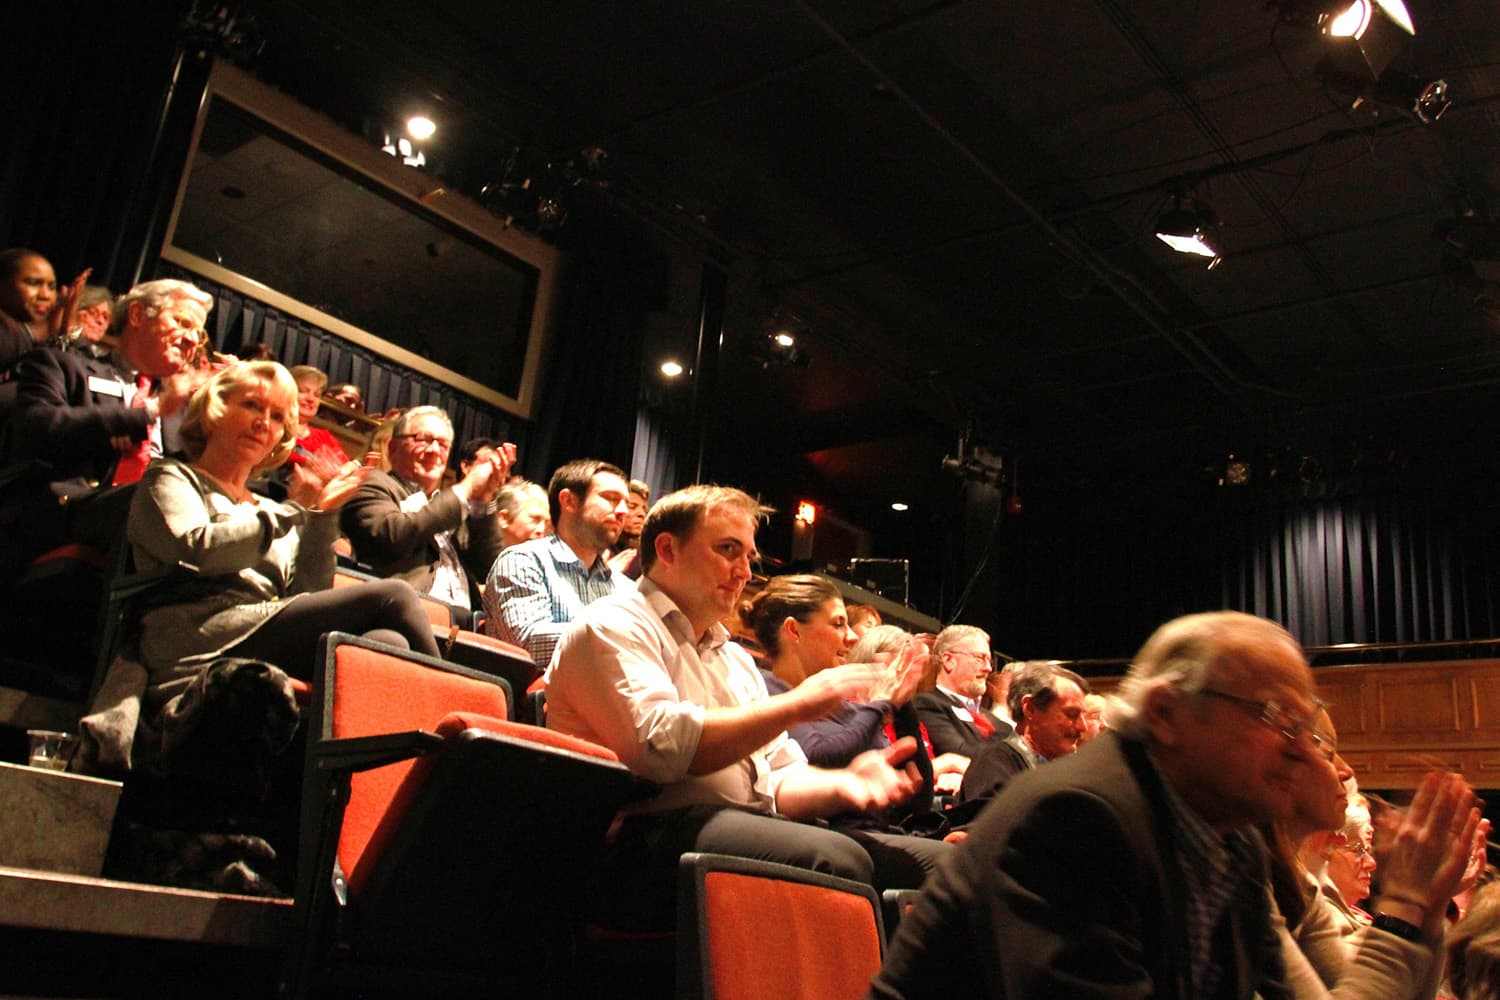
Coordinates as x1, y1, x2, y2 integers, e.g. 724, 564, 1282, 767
87, 376, 126, 399
953, 707, 974, 722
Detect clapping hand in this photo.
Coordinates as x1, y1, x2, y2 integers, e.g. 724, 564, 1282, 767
290, 453, 377, 511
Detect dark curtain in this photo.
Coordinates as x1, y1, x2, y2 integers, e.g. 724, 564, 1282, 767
162, 265, 517, 449
3, 1, 198, 289
524, 203, 655, 483
1217, 491, 1500, 647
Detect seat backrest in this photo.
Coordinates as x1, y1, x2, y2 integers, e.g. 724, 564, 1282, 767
323, 638, 509, 880
677, 853, 885, 1000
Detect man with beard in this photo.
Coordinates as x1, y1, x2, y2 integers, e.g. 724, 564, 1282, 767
341, 405, 514, 613
484, 458, 633, 665
914, 625, 1012, 757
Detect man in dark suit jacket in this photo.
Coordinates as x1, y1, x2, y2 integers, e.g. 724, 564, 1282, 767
870, 611, 1326, 1000
957, 661, 1090, 805
2, 278, 211, 569
913, 624, 1011, 757
341, 405, 514, 614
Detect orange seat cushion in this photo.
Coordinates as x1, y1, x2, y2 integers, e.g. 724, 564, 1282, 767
331, 645, 508, 881
701, 871, 882, 1000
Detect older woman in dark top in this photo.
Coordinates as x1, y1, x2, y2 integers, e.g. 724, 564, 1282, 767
127, 360, 439, 709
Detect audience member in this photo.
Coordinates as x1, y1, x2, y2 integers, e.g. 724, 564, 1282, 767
1448, 882, 1500, 1000
483, 458, 632, 665
847, 603, 882, 638
1266, 710, 1477, 1000
1324, 799, 1376, 925
984, 659, 1020, 727
340, 405, 515, 613
1079, 691, 1108, 745
286, 365, 345, 467
3, 277, 214, 569
0, 248, 87, 373
607, 477, 650, 578
545, 485, 944, 929
127, 361, 440, 708
956, 661, 1088, 804
871, 611, 1344, 998
852, 625, 971, 796
742, 575, 926, 769
60, 284, 115, 355
913, 625, 1012, 757
324, 382, 365, 426
494, 479, 551, 548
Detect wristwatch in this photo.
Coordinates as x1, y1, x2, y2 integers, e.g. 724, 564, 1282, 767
1371, 912, 1423, 942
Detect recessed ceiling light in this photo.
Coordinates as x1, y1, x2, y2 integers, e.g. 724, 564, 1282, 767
406, 115, 436, 140
890, 502, 909, 512
773, 332, 796, 347
660, 360, 684, 377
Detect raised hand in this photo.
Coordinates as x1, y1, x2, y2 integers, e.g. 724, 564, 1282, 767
1373, 770, 1482, 923
796, 662, 887, 717
867, 635, 931, 707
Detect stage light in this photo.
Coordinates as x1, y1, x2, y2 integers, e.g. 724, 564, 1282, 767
773, 332, 796, 347
1155, 197, 1222, 265
406, 115, 436, 140
1322, 0, 1413, 80
1319, 62, 1451, 124
796, 501, 817, 525
659, 360, 684, 377
890, 502, 909, 512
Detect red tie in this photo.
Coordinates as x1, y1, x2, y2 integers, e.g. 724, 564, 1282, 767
970, 707, 995, 738
111, 375, 155, 486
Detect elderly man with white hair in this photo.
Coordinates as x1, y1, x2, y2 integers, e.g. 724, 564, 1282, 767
3, 277, 216, 569
872, 611, 1345, 999
341, 404, 515, 613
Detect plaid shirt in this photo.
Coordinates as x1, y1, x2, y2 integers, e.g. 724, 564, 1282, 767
1153, 760, 1259, 998
483, 533, 633, 667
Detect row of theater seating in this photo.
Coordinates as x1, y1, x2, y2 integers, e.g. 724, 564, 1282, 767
286, 631, 905, 999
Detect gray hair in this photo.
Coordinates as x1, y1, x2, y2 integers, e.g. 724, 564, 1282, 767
391, 405, 453, 439
932, 624, 990, 658
848, 624, 910, 664
114, 278, 212, 330
497, 480, 547, 518
1008, 661, 1090, 725
1109, 611, 1299, 740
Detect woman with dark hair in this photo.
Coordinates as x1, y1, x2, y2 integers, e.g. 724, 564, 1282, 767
741, 575, 929, 770
127, 361, 440, 709
0, 248, 87, 373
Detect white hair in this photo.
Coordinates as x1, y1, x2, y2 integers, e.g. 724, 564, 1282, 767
113, 278, 212, 329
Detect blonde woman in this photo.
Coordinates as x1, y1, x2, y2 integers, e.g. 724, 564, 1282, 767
127, 361, 439, 709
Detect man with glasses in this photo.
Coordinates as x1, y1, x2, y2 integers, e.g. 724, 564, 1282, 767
914, 624, 1013, 757
871, 611, 1326, 1000
3, 277, 215, 571
341, 405, 515, 614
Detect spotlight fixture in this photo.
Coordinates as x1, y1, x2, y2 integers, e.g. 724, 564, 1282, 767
406, 115, 436, 140
1155, 197, 1223, 267
1321, 0, 1414, 80
748, 316, 811, 369
890, 502, 909, 512
659, 360, 685, 378
381, 134, 425, 168
1318, 62, 1451, 124
795, 501, 817, 526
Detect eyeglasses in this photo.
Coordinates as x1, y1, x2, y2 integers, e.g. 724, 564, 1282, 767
946, 649, 993, 666
1338, 839, 1372, 860
1199, 688, 1329, 753
393, 433, 452, 451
